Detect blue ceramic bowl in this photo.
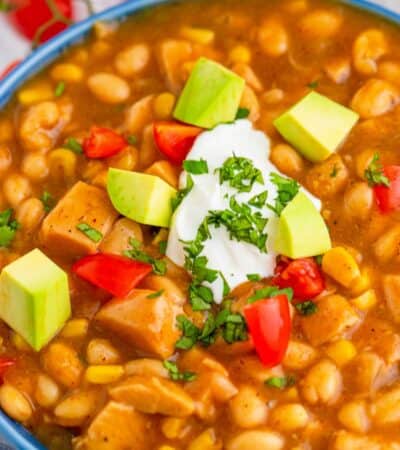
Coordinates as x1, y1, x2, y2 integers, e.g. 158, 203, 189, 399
0, 0, 399, 448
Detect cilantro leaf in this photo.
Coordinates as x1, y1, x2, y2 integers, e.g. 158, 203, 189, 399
296, 301, 318, 316
183, 159, 208, 175
76, 223, 103, 243
216, 156, 264, 193
63, 138, 83, 154
147, 290, 164, 299
365, 153, 390, 187
171, 174, 194, 212
268, 172, 300, 216
247, 274, 262, 282
248, 286, 293, 303
265, 375, 296, 389
175, 315, 201, 350
40, 191, 55, 213
127, 135, 137, 146
54, 81, 65, 97
0, 209, 19, 248
0, 1, 12, 12
163, 360, 197, 382
124, 238, 167, 275
307, 80, 319, 89
249, 191, 268, 208
159, 240, 167, 255
235, 108, 250, 119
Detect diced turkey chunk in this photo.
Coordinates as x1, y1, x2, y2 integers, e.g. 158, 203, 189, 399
301, 295, 360, 346
159, 40, 193, 93
99, 218, 143, 255
109, 375, 195, 417
383, 275, 400, 324
95, 289, 181, 359
371, 387, 400, 426
40, 181, 118, 257
74, 401, 149, 450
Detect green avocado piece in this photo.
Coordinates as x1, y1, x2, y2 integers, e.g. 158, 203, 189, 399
273, 91, 359, 163
274, 192, 331, 258
0, 249, 71, 351
107, 168, 177, 228
173, 57, 245, 129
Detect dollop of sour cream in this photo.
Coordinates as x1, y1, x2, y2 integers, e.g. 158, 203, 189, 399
167, 120, 320, 303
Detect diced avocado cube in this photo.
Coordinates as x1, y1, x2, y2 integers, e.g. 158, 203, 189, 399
274, 192, 331, 258
173, 57, 245, 129
274, 91, 359, 163
0, 249, 71, 351
107, 168, 177, 228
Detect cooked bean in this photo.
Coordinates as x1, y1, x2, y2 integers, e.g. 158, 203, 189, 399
229, 45, 251, 64
54, 389, 98, 426
240, 85, 260, 122
91, 41, 113, 59
269, 403, 309, 431
355, 148, 376, 179
371, 387, 400, 426
270, 144, 305, 178
180, 27, 215, 45
86, 338, 121, 365
343, 182, 373, 221
0, 145, 12, 175
125, 359, 169, 378
324, 57, 351, 84
18, 82, 54, 106
351, 78, 400, 119
139, 124, 159, 169
338, 400, 370, 432
3, 173, 32, 208
0, 119, 14, 142
87, 73, 131, 104
21, 152, 49, 181
373, 225, 400, 264
262, 89, 284, 105
258, 20, 289, 57
124, 95, 154, 134
232, 64, 263, 93
0, 384, 33, 422
187, 428, 221, 450
229, 386, 268, 428
115, 44, 151, 77
227, 430, 284, 450
16, 198, 45, 233
299, 10, 342, 39
283, 340, 318, 370
353, 29, 388, 75
378, 61, 400, 85
35, 374, 61, 408
301, 359, 342, 405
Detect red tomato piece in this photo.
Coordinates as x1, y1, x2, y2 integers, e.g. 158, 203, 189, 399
374, 166, 400, 214
244, 295, 291, 367
273, 257, 325, 301
153, 121, 202, 165
72, 254, 152, 298
83, 127, 127, 159
0, 357, 16, 383
0, 60, 21, 80
9, 0, 73, 43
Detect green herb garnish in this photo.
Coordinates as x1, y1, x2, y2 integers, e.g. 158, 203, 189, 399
235, 108, 250, 119
147, 290, 164, 299
330, 164, 339, 178
248, 286, 294, 303
268, 172, 300, 216
40, 191, 55, 213
249, 191, 268, 208
127, 135, 137, 146
315, 254, 323, 266
63, 138, 83, 154
365, 153, 390, 187
54, 81, 65, 97
265, 375, 296, 389
0, 1, 12, 11
183, 159, 208, 175
307, 80, 319, 89
159, 240, 167, 255
171, 174, 194, 212
247, 274, 262, 282
163, 360, 197, 382
125, 238, 167, 275
296, 301, 318, 316
76, 223, 103, 243
0, 209, 19, 248
216, 156, 264, 193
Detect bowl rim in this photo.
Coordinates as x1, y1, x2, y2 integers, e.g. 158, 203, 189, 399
0, 0, 399, 448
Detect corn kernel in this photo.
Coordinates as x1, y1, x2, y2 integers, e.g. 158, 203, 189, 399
325, 340, 356, 366
229, 45, 252, 64
48, 148, 77, 182
180, 26, 215, 45
85, 365, 124, 384
60, 319, 89, 338
188, 429, 222, 450
51, 63, 84, 83
145, 161, 179, 189
92, 169, 108, 189
350, 267, 373, 295
152, 228, 169, 247
351, 289, 377, 311
161, 417, 187, 439
322, 247, 361, 287
154, 92, 176, 119
285, 387, 299, 401
18, 83, 54, 106
11, 332, 32, 352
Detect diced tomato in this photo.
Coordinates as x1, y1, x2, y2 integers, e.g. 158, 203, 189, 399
0, 60, 21, 80
9, 0, 73, 44
72, 254, 152, 298
273, 257, 325, 301
83, 127, 127, 159
374, 166, 400, 214
153, 121, 202, 165
244, 295, 291, 367
0, 357, 16, 383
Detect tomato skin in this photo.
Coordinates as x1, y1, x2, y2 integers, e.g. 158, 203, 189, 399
374, 166, 400, 214
9, 0, 73, 43
273, 257, 325, 301
153, 121, 202, 165
72, 254, 153, 298
0, 60, 21, 79
83, 127, 127, 159
244, 295, 291, 367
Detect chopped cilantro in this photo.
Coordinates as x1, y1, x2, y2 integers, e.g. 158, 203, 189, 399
365, 153, 390, 187
247, 274, 262, 282
40, 191, 55, 213
0, 209, 19, 248
63, 138, 83, 154
265, 375, 296, 389
171, 174, 194, 212
268, 172, 300, 216
216, 156, 264, 193
330, 164, 339, 178
159, 240, 167, 255
296, 301, 318, 316
147, 290, 164, 299
183, 159, 208, 175
249, 191, 268, 208
189, 283, 214, 311
163, 360, 197, 382
307, 80, 319, 89
127, 135, 137, 146
54, 81, 65, 97
76, 223, 103, 243
235, 108, 250, 119
0, 1, 12, 11
248, 286, 294, 303
175, 315, 201, 350
125, 238, 167, 275
315, 254, 323, 266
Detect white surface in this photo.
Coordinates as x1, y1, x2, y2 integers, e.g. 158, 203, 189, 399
0, 0, 399, 73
